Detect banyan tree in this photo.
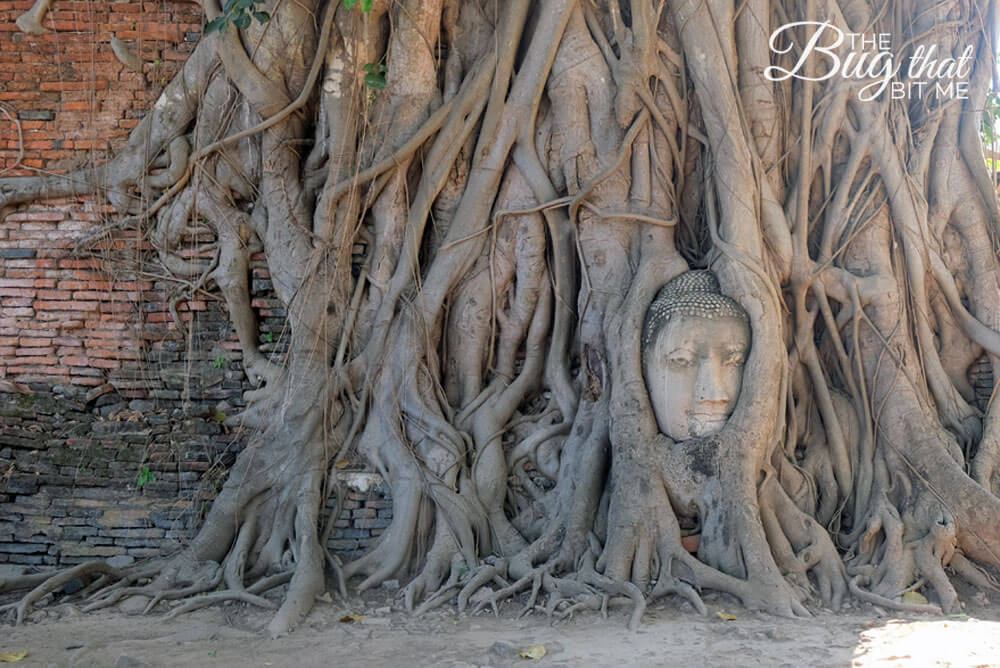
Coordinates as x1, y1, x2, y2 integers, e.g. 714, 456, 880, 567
4, 0, 1000, 637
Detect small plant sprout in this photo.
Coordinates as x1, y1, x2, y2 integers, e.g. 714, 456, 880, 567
137, 465, 156, 488
204, 0, 270, 34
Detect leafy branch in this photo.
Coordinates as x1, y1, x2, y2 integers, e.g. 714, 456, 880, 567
363, 63, 387, 90
205, 0, 270, 34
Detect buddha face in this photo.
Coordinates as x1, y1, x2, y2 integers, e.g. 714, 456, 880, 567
643, 313, 750, 440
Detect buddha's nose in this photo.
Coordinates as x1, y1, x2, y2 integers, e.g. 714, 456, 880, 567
694, 359, 729, 406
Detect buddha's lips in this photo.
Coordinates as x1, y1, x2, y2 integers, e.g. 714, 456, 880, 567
689, 410, 729, 422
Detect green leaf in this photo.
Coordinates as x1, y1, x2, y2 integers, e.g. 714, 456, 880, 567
252, 11, 270, 24
233, 13, 251, 29
361, 0, 373, 11
343, 0, 358, 8
137, 465, 156, 488
364, 72, 386, 90
204, 16, 228, 34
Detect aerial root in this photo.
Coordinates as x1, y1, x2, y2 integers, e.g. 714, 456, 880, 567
457, 558, 508, 614
165, 591, 273, 619
649, 574, 707, 615
0, 561, 125, 625
407, 554, 465, 617
470, 568, 546, 617
518, 571, 544, 618
323, 551, 349, 601
0, 572, 56, 594
578, 555, 646, 631
948, 553, 1000, 593
457, 552, 649, 630
156, 571, 293, 618
15, 0, 51, 34
847, 575, 943, 614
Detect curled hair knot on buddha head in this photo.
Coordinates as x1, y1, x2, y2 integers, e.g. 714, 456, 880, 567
642, 270, 749, 353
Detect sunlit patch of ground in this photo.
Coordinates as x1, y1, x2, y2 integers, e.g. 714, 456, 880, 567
853, 617, 1000, 667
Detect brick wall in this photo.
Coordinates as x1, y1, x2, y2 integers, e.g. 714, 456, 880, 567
0, 389, 391, 568
1, 1, 202, 174
0, 1, 388, 571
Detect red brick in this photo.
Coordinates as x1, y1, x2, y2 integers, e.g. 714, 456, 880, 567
39, 81, 108, 92
16, 347, 54, 356
7, 365, 70, 375
36, 290, 71, 300
58, 280, 109, 290
34, 301, 99, 311
10, 355, 57, 365
52, 337, 82, 346
19, 337, 52, 346
71, 291, 113, 300
4, 211, 65, 222
0, 287, 36, 297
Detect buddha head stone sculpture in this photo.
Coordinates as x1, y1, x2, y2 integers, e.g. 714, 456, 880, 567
642, 270, 751, 441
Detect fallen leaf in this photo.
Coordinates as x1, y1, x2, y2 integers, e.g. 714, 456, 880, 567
339, 615, 363, 623
716, 612, 738, 621
901, 591, 929, 605
0, 652, 28, 662
520, 645, 546, 659
334, 460, 351, 469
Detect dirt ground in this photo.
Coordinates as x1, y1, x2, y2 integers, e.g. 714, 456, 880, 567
4, 584, 1000, 667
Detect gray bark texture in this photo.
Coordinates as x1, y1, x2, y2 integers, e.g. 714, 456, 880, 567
4, 0, 1000, 635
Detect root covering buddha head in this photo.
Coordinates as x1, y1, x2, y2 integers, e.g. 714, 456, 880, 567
642, 270, 750, 441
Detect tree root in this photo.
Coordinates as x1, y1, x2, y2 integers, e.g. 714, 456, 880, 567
165, 590, 276, 619
1, 561, 125, 625
15, 0, 51, 34
847, 576, 943, 615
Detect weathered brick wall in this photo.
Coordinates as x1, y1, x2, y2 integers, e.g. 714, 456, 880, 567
0, 1, 388, 571
1, 1, 201, 173
0, 387, 391, 567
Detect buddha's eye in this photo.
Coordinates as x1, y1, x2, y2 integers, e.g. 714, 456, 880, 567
667, 354, 694, 367
724, 351, 745, 366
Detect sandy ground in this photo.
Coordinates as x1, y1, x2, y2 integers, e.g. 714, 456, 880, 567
4, 587, 1000, 667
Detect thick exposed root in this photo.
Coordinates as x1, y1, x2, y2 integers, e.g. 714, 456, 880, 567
1, 561, 125, 625
15, 0, 51, 34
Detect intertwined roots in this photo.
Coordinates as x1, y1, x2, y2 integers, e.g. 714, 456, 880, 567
4, 0, 1000, 635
